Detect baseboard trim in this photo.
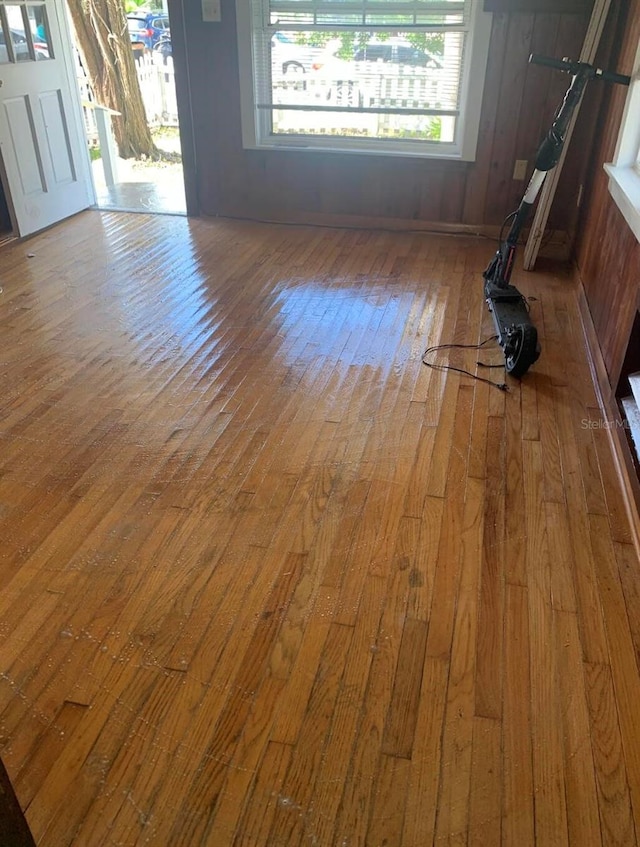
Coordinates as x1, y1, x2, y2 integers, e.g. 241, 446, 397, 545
209, 211, 570, 259
576, 276, 640, 557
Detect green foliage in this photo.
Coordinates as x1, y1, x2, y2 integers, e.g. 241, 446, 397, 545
425, 117, 442, 140
289, 29, 444, 60
124, 0, 163, 11
405, 32, 444, 55
298, 31, 331, 48
390, 118, 442, 141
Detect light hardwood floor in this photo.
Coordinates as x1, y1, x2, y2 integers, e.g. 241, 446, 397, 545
0, 210, 639, 846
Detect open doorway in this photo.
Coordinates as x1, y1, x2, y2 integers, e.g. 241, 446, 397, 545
69, 2, 186, 216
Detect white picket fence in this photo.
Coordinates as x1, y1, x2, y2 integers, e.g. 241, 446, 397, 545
272, 64, 453, 141
78, 54, 448, 145
136, 53, 178, 128
79, 52, 178, 145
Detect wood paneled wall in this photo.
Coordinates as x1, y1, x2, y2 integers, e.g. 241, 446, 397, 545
575, 0, 640, 391
175, 2, 594, 230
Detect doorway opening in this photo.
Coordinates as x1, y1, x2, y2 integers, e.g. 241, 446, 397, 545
70, 4, 187, 216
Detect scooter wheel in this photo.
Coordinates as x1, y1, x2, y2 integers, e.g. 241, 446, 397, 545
505, 324, 538, 378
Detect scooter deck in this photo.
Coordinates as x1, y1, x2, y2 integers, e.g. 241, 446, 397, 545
484, 281, 531, 329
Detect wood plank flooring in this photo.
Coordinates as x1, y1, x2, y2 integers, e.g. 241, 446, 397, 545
0, 210, 639, 846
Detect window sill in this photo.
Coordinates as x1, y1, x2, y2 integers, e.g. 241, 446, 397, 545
605, 163, 640, 245
247, 137, 465, 160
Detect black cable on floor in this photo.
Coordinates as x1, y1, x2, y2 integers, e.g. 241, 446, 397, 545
421, 336, 508, 391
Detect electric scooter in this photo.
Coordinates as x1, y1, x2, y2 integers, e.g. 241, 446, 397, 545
483, 53, 631, 378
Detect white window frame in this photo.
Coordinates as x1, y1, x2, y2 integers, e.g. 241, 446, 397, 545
605, 39, 640, 242
236, 1, 493, 161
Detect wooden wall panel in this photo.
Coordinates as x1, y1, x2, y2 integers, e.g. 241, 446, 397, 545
179, 0, 593, 229
575, 0, 640, 389
484, 0, 593, 11
461, 13, 510, 224
481, 12, 536, 225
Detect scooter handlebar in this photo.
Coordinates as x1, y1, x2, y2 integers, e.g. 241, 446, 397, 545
529, 53, 631, 86
594, 67, 632, 85
529, 53, 573, 71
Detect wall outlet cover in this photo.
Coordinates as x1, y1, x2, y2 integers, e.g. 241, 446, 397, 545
202, 0, 221, 22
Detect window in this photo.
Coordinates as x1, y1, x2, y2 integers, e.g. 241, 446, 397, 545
605, 39, 640, 242
0, 3, 51, 63
236, 0, 492, 159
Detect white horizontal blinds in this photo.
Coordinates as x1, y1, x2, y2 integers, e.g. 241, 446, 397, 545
253, 0, 476, 143
269, 0, 468, 28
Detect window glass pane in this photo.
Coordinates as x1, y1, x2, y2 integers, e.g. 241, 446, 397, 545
26, 4, 52, 59
266, 29, 460, 143
5, 4, 33, 61
0, 13, 9, 63
271, 105, 455, 144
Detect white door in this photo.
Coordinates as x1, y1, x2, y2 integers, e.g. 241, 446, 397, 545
0, 0, 93, 236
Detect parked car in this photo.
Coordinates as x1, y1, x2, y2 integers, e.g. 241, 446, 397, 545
127, 12, 170, 51
354, 39, 442, 68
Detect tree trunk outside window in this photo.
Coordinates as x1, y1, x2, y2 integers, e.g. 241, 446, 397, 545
66, 0, 158, 159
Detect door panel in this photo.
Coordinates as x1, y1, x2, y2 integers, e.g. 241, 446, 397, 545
39, 89, 75, 184
0, 0, 93, 236
4, 95, 44, 194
